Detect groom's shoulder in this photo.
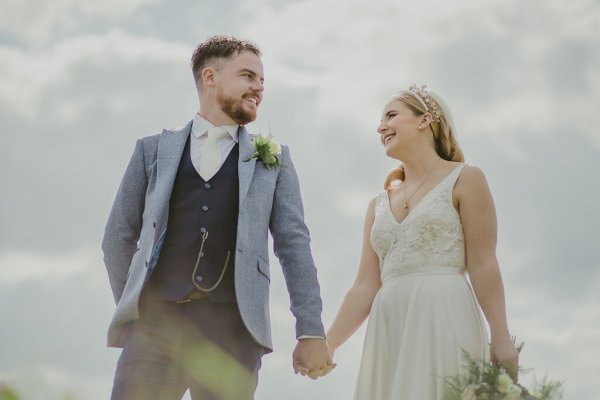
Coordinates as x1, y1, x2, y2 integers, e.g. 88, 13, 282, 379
136, 132, 161, 155
135, 126, 172, 156
139, 131, 162, 143
137, 120, 192, 145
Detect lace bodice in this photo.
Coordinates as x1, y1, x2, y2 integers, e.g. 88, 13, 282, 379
371, 164, 467, 281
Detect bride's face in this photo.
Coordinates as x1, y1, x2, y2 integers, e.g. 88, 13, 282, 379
377, 100, 420, 157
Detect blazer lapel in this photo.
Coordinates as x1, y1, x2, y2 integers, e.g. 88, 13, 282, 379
238, 126, 257, 205
154, 120, 192, 233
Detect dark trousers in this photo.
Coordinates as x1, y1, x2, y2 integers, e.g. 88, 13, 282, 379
111, 289, 264, 400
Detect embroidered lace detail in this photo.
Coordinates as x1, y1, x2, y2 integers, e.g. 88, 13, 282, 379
371, 165, 467, 280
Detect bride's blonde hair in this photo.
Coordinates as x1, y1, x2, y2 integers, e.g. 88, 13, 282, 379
384, 87, 465, 190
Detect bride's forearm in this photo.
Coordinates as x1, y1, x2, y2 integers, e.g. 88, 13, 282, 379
468, 263, 510, 338
326, 283, 380, 351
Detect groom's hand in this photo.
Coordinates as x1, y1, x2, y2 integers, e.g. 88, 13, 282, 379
292, 338, 335, 380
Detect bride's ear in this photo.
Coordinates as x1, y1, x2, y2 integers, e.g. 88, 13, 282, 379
417, 113, 433, 130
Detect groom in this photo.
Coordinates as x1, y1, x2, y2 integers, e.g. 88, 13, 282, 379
102, 35, 332, 400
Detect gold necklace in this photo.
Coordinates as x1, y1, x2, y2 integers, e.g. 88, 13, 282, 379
403, 158, 442, 209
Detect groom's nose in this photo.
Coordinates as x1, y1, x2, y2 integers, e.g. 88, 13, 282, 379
252, 79, 264, 93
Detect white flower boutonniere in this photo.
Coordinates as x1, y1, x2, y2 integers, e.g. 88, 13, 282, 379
244, 134, 282, 169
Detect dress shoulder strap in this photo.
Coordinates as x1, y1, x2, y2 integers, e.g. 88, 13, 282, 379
440, 163, 467, 197
374, 190, 389, 215
449, 163, 467, 184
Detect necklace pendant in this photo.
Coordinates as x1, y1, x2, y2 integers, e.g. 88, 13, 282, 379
403, 203, 408, 209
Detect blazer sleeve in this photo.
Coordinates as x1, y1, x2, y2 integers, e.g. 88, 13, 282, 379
101, 139, 148, 304
269, 145, 325, 338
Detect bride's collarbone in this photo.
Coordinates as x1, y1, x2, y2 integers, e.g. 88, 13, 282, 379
388, 180, 437, 214
393, 164, 462, 210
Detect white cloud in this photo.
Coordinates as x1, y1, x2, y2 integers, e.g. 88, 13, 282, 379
0, 0, 161, 45
53, 96, 96, 124
335, 189, 376, 220
0, 29, 189, 117
0, 247, 102, 284
509, 287, 600, 398
237, 0, 600, 158
237, 0, 481, 121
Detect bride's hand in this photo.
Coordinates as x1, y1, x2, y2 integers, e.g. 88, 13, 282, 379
326, 338, 338, 359
490, 334, 520, 382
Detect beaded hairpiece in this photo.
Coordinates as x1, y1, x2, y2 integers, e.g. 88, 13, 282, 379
408, 84, 441, 122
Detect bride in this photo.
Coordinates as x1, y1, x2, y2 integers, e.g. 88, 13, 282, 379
325, 85, 519, 399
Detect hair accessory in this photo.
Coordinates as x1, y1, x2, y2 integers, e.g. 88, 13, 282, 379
408, 84, 441, 122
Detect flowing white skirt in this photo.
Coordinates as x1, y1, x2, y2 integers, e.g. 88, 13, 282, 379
354, 271, 488, 400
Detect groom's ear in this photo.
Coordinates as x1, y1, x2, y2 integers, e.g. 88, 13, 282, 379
201, 67, 216, 88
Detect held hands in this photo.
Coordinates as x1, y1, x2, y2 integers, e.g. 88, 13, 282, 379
293, 338, 337, 380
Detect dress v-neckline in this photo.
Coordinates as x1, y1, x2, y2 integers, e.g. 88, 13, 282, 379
385, 164, 464, 226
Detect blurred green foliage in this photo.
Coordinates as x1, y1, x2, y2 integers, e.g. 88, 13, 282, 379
0, 384, 20, 400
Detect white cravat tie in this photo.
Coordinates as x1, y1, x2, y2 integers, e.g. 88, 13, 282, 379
199, 126, 228, 181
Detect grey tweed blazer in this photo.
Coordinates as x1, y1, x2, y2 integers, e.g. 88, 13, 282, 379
101, 121, 325, 350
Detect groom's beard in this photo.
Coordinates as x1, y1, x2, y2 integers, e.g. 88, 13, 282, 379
217, 88, 257, 125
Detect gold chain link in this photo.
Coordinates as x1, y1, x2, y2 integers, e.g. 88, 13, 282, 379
190, 231, 231, 293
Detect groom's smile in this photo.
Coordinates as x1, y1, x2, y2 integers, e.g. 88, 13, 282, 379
242, 91, 261, 109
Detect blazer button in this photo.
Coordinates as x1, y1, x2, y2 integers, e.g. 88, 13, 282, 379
200, 227, 207, 233
204, 183, 211, 189
202, 205, 209, 212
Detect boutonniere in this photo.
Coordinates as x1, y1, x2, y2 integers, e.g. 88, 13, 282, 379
244, 134, 282, 169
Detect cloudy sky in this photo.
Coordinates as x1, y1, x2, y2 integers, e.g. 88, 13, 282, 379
1, 0, 599, 399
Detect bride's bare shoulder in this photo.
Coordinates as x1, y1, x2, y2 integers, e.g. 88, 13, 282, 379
455, 164, 492, 195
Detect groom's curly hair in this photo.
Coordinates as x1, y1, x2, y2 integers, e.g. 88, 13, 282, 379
191, 35, 261, 84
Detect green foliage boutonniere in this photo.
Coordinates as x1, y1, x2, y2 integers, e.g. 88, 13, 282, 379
244, 134, 282, 169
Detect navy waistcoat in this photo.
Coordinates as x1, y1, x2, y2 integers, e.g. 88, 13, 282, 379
149, 134, 239, 303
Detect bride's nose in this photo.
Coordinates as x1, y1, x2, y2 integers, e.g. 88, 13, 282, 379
377, 123, 387, 135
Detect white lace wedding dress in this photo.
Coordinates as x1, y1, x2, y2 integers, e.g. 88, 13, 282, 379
354, 164, 488, 400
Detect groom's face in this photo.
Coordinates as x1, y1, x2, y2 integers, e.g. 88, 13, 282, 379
213, 51, 264, 125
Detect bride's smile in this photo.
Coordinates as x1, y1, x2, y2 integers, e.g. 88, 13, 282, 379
382, 132, 396, 146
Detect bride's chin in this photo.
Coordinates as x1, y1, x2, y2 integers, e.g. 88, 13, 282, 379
384, 146, 402, 160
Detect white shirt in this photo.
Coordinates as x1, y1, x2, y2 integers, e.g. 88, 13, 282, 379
190, 114, 239, 176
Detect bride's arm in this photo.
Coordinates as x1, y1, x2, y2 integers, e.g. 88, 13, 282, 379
456, 166, 519, 374
326, 197, 382, 356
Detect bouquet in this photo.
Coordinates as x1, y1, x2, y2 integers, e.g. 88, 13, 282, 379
444, 345, 563, 400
